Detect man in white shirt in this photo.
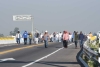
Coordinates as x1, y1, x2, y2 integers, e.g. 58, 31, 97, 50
58, 32, 62, 42
16, 31, 22, 44
40, 33, 43, 43
56, 33, 59, 42
69, 33, 72, 42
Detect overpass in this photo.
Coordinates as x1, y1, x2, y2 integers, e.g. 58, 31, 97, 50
0, 40, 83, 67
0, 34, 99, 67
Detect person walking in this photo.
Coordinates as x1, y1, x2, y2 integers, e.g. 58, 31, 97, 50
42, 31, 49, 48
28, 32, 32, 45
56, 32, 59, 42
50, 33, 53, 42
74, 31, 78, 48
89, 32, 93, 42
89, 32, 93, 38
40, 33, 43, 43
62, 31, 69, 48
79, 31, 84, 48
72, 31, 75, 42
23, 31, 28, 45
58, 32, 62, 42
35, 32, 39, 44
53, 32, 56, 42
69, 33, 72, 43
16, 31, 22, 44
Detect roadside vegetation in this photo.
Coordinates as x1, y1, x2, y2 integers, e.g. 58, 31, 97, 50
81, 37, 99, 67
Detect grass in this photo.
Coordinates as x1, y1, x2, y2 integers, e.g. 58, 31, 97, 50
81, 54, 98, 67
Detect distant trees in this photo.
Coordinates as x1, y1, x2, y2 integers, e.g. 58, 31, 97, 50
10, 27, 19, 36
0, 34, 4, 37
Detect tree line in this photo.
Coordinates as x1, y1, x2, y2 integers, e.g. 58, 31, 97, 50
10, 27, 19, 36
0, 27, 19, 37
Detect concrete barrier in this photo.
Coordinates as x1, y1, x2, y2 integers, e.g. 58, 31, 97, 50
0, 37, 16, 44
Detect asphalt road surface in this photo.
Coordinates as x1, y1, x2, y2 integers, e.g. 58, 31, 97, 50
0, 42, 81, 67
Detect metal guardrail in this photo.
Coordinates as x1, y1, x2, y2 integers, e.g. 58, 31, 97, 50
83, 47, 98, 62
81, 39, 100, 67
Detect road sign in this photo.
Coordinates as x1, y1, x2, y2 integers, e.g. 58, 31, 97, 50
13, 15, 32, 21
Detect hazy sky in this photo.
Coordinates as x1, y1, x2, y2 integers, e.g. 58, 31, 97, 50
0, 0, 100, 35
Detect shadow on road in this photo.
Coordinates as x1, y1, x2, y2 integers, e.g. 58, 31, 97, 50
37, 61, 79, 64
0, 61, 79, 67
36, 61, 79, 67
0, 61, 32, 63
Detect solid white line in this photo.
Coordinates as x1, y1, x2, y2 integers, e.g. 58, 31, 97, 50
22, 43, 73, 67
0, 58, 15, 62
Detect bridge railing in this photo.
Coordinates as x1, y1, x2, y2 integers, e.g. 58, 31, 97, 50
79, 38, 100, 67
0, 37, 16, 44
0, 37, 24, 44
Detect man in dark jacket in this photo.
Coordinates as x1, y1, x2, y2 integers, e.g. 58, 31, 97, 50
35, 32, 39, 44
74, 31, 78, 48
79, 31, 84, 48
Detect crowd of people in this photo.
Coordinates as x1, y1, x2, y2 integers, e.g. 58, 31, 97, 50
15, 30, 93, 48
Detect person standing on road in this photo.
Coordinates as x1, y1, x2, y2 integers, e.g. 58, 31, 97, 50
58, 32, 62, 42
79, 31, 84, 48
69, 33, 72, 43
89, 32, 93, 38
74, 31, 78, 48
72, 31, 75, 42
23, 31, 28, 45
50, 33, 53, 42
35, 32, 39, 44
42, 31, 49, 48
40, 33, 43, 43
28, 32, 32, 45
56, 32, 59, 42
62, 31, 69, 48
89, 32, 93, 41
53, 32, 56, 42
16, 31, 22, 44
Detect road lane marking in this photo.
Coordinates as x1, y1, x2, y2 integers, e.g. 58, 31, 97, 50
0, 42, 54, 48
68, 43, 74, 46
0, 44, 17, 47
22, 48, 63, 67
0, 42, 56, 55
0, 58, 15, 62
0, 44, 43, 55
22, 43, 74, 67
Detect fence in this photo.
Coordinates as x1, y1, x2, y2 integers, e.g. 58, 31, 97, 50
79, 38, 100, 67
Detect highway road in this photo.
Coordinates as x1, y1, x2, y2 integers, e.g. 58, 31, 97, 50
0, 42, 81, 67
